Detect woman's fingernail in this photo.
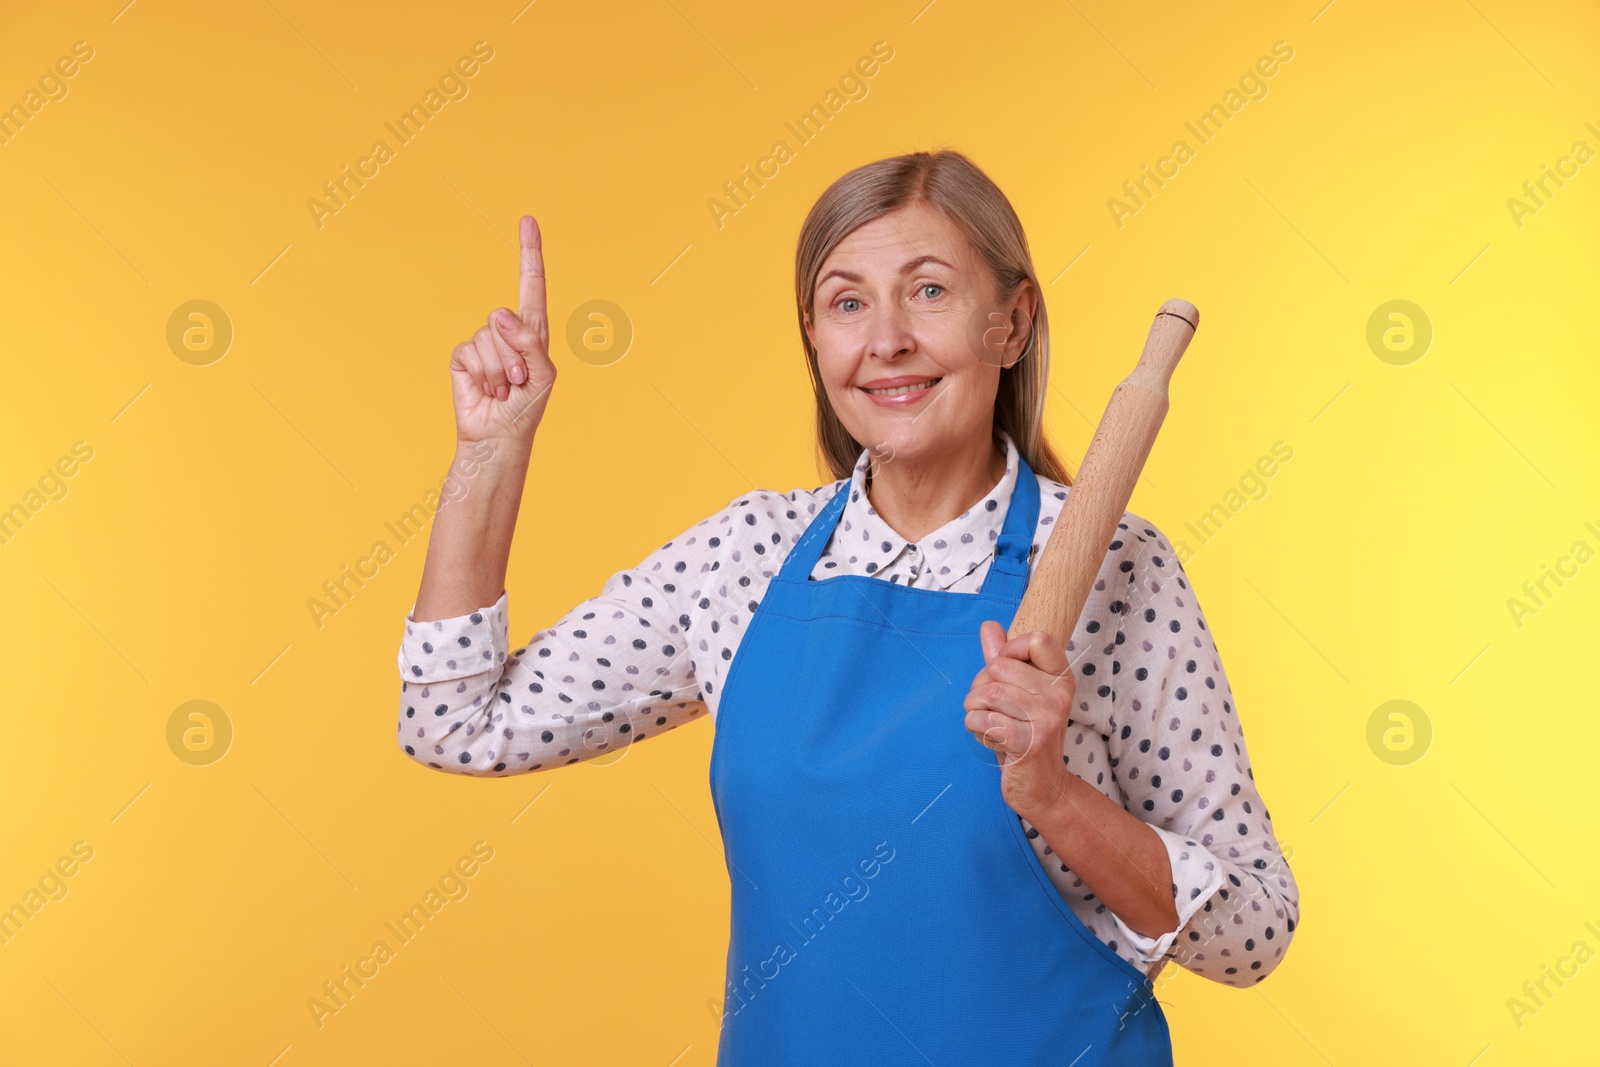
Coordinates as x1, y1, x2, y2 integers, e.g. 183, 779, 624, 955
497, 312, 518, 332
509, 364, 525, 384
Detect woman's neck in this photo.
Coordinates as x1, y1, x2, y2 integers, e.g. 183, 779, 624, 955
864, 432, 1007, 545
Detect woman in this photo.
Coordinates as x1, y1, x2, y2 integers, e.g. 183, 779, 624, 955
398, 150, 1299, 1065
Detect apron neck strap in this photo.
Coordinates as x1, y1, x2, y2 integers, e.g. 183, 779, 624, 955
978, 449, 1037, 599
779, 447, 1040, 599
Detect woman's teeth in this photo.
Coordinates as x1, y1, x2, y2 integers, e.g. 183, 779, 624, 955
864, 378, 940, 396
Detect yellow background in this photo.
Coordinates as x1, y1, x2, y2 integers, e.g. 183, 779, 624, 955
2, 0, 1597, 1063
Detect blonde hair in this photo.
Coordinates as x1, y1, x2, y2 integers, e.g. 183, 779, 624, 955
793, 148, 1072, 485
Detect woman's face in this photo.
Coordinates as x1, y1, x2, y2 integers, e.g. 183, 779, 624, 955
805, 200, 1036, 468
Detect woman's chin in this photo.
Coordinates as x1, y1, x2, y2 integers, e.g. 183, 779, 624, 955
852, 410, 969, 451
853, 427, 933, 467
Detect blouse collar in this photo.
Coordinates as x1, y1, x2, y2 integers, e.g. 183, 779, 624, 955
824, 430, 1023, 590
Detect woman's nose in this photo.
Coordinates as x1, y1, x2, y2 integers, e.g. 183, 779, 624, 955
865, 303, 914, 361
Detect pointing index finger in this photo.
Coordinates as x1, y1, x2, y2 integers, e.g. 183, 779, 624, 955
517, 214, 546, 329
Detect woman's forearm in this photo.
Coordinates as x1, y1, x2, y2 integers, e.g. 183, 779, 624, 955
411, 437, 535, 622
1029, 772, 1180, 940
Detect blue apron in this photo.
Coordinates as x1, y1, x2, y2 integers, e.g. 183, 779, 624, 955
709, 451, 1174, 1066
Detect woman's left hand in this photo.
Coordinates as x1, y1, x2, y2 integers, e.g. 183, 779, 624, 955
962, 620, 1079, 821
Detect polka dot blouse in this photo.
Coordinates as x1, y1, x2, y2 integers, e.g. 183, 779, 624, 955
396, 430, 1300, 986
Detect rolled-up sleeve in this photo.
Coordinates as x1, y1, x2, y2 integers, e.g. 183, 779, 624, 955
1107, 823, 1227, 966
1103, 520, 1301, 986
396, 539, 711, 776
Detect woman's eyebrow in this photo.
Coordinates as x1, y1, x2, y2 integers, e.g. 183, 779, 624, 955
817, 255, 957, 288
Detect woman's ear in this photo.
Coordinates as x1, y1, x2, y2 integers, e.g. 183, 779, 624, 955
1001, 315, 1034, 371
1002, 280, 1039, 369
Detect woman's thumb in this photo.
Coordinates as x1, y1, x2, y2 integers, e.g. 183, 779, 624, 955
979, 620, 1005, 662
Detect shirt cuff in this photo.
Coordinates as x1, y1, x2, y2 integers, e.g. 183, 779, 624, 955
1109, 823, 1227, 964
397, 590, 510, 683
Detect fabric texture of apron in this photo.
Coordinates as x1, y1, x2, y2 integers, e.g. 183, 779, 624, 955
709, 450, 1174, 1066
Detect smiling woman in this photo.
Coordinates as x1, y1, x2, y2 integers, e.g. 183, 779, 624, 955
397, 150, 1298, 1067
793, 153, 1071, 543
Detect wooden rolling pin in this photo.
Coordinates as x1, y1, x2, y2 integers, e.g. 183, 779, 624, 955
1008, 299, 1199, 705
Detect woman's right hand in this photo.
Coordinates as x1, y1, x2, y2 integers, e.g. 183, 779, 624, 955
449, 214, 557, 451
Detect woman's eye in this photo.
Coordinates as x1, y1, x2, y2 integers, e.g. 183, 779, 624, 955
836, 297, 862, 313
919, 284, 944, 300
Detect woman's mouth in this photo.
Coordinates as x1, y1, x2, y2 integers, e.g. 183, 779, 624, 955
861, 377, 942, 400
